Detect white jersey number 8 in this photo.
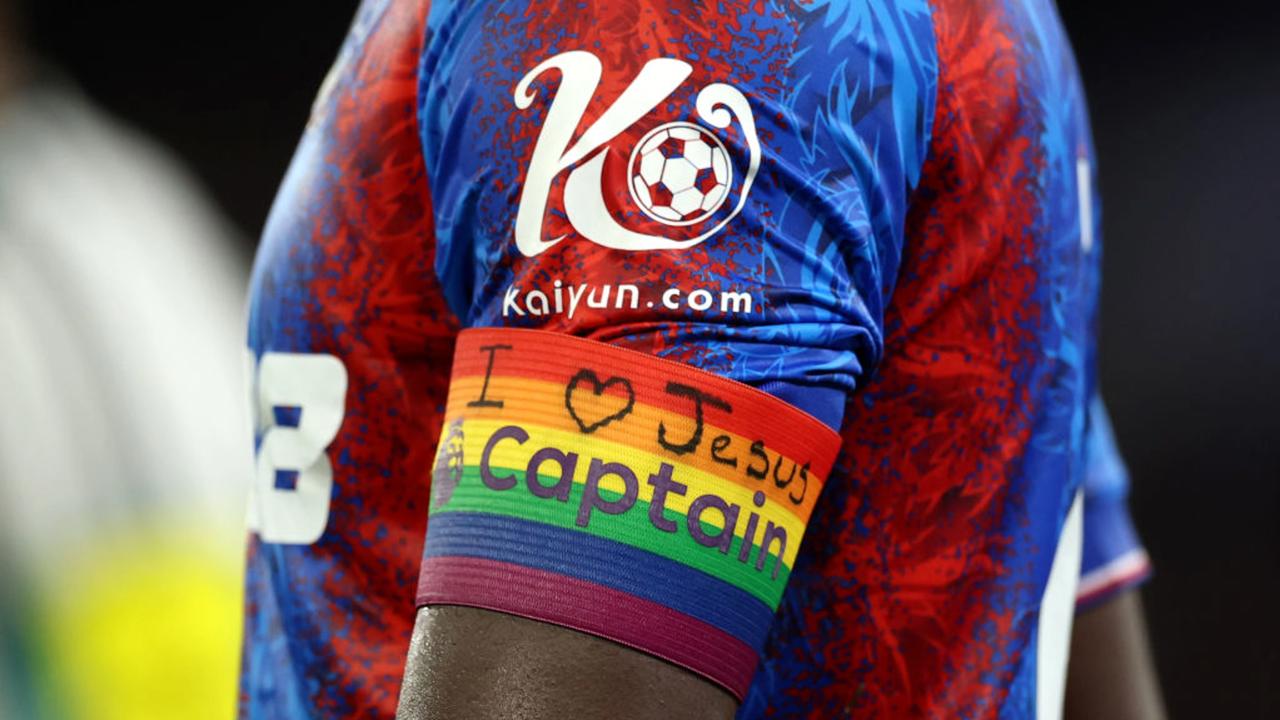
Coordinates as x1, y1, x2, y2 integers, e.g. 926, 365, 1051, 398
247, 352, 348, 545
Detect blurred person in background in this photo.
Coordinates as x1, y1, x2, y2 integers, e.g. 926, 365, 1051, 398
0, 1, 251, 717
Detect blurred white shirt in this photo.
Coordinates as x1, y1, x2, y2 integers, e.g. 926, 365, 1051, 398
0, 83, 250, 562
0, 82, 250, 720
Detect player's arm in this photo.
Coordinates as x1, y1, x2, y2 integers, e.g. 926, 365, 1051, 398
1066, 589, 1166, 720
397, 329, 846, 720
398, 607, 737, 720
396, 1, 934, 716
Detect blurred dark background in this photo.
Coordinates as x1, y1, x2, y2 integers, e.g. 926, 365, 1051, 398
16, 0, 1279, 716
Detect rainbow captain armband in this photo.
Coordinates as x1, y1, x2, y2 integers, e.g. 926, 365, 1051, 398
416, 328, 842, 698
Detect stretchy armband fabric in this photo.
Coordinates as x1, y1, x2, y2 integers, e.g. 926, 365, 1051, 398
416, 328, 842, 698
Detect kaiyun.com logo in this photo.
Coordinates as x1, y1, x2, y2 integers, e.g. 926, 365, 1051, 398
511, 50, 761, 255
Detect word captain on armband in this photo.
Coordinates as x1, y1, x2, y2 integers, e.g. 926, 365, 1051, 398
427, 329, 837, 601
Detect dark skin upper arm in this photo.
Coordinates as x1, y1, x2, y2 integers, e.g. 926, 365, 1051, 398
1065, 589, 1166, 720
396, 606, 738, 720
398, 585, 1163, 720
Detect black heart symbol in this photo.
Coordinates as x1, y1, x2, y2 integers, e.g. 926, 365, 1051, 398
565, 369, 636, 434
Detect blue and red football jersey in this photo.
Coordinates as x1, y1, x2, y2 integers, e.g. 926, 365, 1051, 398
239, 0, 1150, 717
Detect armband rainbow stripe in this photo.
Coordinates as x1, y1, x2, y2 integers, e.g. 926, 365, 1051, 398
416, 328, 841, 698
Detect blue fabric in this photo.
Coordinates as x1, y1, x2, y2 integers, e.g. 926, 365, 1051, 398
1081, 396, 1146, 582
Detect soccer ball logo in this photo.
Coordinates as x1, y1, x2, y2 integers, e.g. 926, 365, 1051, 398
628, 122, 732, 226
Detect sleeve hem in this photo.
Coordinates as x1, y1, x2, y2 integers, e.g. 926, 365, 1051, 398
1075, 548, 1152, 611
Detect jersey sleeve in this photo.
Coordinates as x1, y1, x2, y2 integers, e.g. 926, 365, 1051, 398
1077, 394, 1152, 609
418, 1, 937, 430
412, 0, 937, 700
